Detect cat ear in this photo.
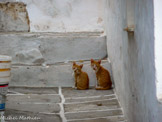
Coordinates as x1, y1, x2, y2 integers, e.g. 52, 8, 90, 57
80, 64, 83, 69
91, 59, 94, 63
98, 60, 101, 64
73, 62, 76, 65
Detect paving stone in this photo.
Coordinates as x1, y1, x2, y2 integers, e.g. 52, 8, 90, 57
8, 87, 58, 94
6, 102, 60, 113
64, 99, 119, 112
67, 116, 125, 122
62, 88, 114, 98
65, 94, 116, 103
65, 109, 123, 120
6, 94, 61, 103
5, 109, 61, 122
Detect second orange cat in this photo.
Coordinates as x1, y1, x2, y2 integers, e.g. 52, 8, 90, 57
91, 59, 112, 90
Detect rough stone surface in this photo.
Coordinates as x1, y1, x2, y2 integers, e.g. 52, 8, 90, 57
62, 88, 114, 98
64, 99, 119, 112
65, 94, 116, 103
67, 116, 125, 122
8, 87, 58, 94
5, 87, 126, 122
105, 0, 158, 122
6, 102, 60, 113
6, 94, 61, 103
65, 109, 123, 120
0, 32, 107, 65
5, 109, 61, 122
10, 60, 112, 87
0, 2, 30, 32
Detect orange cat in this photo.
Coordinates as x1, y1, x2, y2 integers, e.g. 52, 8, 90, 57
91, 59, 112, 90
72, 62, 89, 90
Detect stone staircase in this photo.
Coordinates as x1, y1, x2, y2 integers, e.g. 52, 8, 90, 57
5, 87, 126, 122
0, 32, 108, 87
0, 31, 127, 122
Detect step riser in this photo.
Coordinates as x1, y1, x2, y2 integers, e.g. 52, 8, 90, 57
64, 99, 119, 112
0, 33, 107, 64
67, 116, 125, 122
10, 61, 112, 87
65, 109, 123, 120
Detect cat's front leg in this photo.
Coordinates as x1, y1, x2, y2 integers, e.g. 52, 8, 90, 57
72, 72, 77, 89
96, 76, 99, 87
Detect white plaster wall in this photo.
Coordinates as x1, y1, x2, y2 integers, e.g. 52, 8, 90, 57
105, 0, 158, 121
10, 0, 105, 32
154, 0, 162, 121
154, 0, 162, 99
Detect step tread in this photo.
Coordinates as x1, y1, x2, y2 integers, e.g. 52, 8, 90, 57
64, 99, 119, 113
7, 94, 61, 103
67, 115, 125, 122
62, 88, 114, 98
8, 87, 58, 94
65, 109, 123, 120
65, 94, 116, 103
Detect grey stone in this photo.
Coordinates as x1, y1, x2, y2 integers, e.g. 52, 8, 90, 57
5, 109, 61, 122
0, 2, 29, 32
6, 94, 61, 103
62, 87, 114, 98
67, 116, 125, 122
15, 48, 45, 64
8, 87, 58, 94
64, 99, 119, 112
65, 109, 123, 120
10, 60, 112, 87
6, 102, 60, 113
65, 94, 116, 103
0, 32, 107, 65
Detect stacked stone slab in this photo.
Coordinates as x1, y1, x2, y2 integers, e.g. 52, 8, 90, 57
0, 32, 110, 87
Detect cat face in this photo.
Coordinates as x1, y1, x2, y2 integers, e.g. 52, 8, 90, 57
72, 62, 83, 74
91, 59, 101, 72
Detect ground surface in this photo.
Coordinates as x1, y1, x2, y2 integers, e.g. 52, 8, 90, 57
4, 87, 126, 122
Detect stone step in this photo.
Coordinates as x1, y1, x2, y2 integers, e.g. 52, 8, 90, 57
65, 109, 123, 120
8, 87, 58, 94
6, 102, 60, 113
67, 116, 125, 122
0, 32, 107, 65
62, 87, 114, 98
6, 94, 61, 103
64, 99, 120, 112
5, 109, 61, 122
6, 94, 61, 114
10, 60, 112, 87
65, 94, 116, 103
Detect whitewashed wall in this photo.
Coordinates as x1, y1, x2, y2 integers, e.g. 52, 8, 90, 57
2, 0, 105, 32
154, 0, 162, 99
154, 0, 162, 121
105, 0, 158, 122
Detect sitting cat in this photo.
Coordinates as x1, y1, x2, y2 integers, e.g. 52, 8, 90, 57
72, 62, 89, 90
91, 59, 112, 90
